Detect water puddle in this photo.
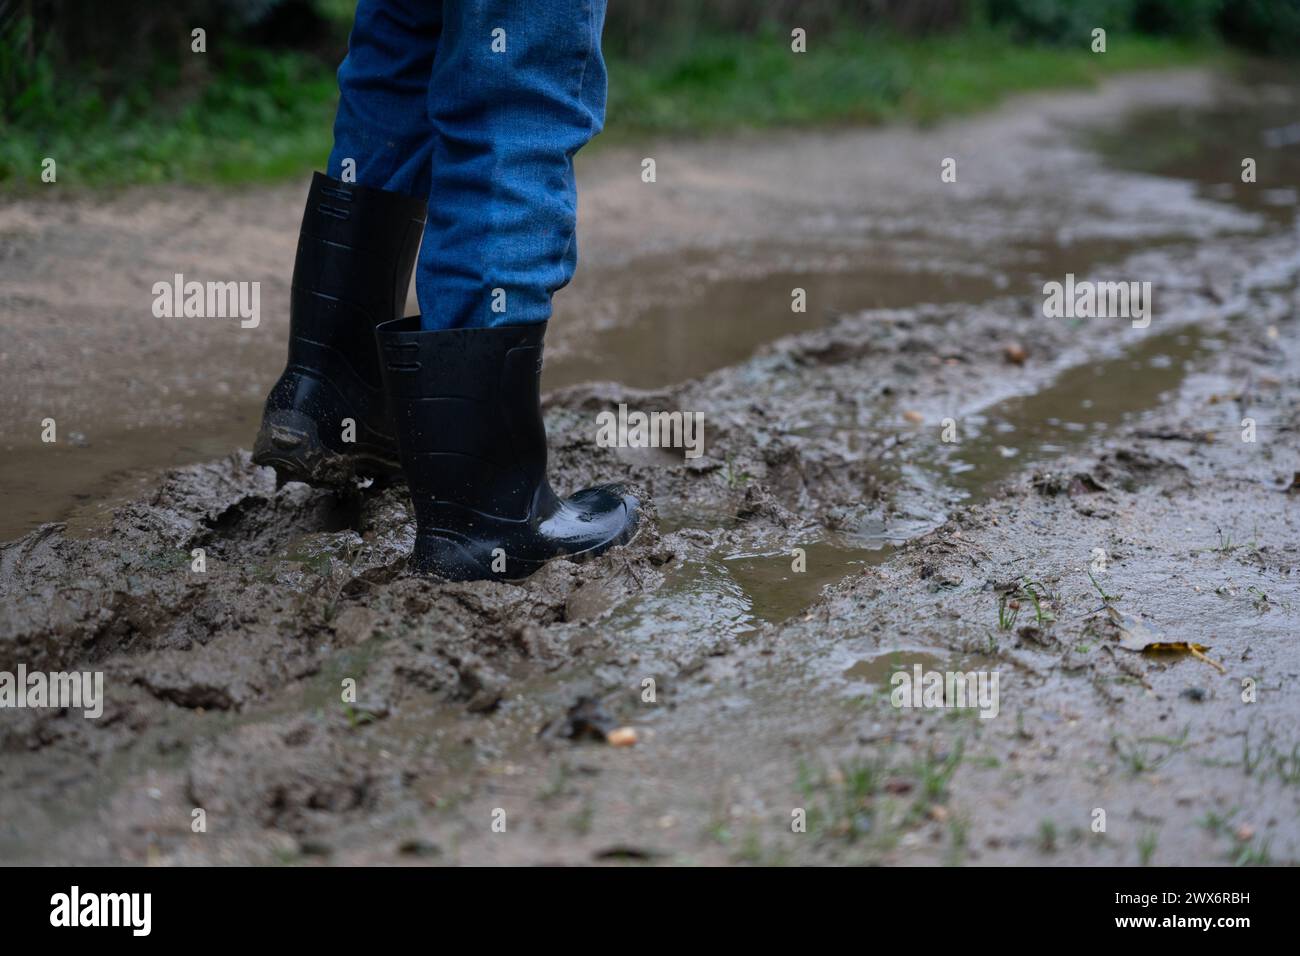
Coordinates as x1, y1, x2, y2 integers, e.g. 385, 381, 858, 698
583, 537, 891, 649
1089, 68, 1300, 228
842, 649, 998, 686
545, 258, 1003, 389
931, 327, 1207, 497
1, 407, 263, 541
724, 540, 888, 625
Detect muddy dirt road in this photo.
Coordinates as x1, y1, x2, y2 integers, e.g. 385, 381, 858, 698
2, 68, 1298, 865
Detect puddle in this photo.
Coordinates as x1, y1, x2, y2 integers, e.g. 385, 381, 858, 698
842, 649, 998, 687
1090, 66, 1300, 229
0, 407, 263, 541
723, 539, 891, 626
931, 328, 1207, 497
582, 537, 892, 648
837, 649, 1003, 720
598, 559, 756, 644
545, 259, 1003, 390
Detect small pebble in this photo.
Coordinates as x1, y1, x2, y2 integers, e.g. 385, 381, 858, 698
606, 727, 638, 747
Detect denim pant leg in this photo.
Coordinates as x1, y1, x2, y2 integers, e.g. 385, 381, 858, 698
418, 0, 608, 330
327, 0, 442, 199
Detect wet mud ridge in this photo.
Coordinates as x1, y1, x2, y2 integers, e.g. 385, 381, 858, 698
3, 72, 1300, 864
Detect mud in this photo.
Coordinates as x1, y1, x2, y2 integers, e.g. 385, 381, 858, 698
1, 67, 1298, 865
0, 67, 1268, 539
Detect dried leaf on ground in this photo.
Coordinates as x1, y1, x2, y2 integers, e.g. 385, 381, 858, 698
1099, 607, 1226, 673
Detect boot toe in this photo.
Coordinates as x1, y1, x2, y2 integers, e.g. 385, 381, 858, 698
566, 484, 639, 542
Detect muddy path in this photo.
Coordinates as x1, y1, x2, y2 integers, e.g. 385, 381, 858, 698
1, 67, 1299, 865
0, 67, 1277, 540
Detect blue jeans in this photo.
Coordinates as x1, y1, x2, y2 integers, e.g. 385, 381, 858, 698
327, 0, 608, 331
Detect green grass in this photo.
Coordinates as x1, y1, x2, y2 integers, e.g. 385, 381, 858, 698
1037, 819, 1058, 853
1137, 830, 1158, 865
1, 28, 1221, 190
1, 46, 338, 189
606, 28, 1220, 137
1112, 725, 1190, 775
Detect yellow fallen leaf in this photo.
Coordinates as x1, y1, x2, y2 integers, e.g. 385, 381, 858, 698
1141, 642, 1226, 674
1102, 607, 1226, 673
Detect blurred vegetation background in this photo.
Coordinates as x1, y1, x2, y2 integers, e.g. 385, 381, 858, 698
1, 0, 1295, 188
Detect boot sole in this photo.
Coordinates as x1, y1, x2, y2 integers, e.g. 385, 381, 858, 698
252, 409, 401, 489
411, 510, 641, 582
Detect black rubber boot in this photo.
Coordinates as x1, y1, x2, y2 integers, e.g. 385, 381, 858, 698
375, 317, 640, 581
253, 173, 426, 487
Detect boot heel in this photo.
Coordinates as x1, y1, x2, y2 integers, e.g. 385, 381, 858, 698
411, 532, 499, 582
253, 408, 334, 485
253, 172, 425, 490
253, 407, 401, 487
